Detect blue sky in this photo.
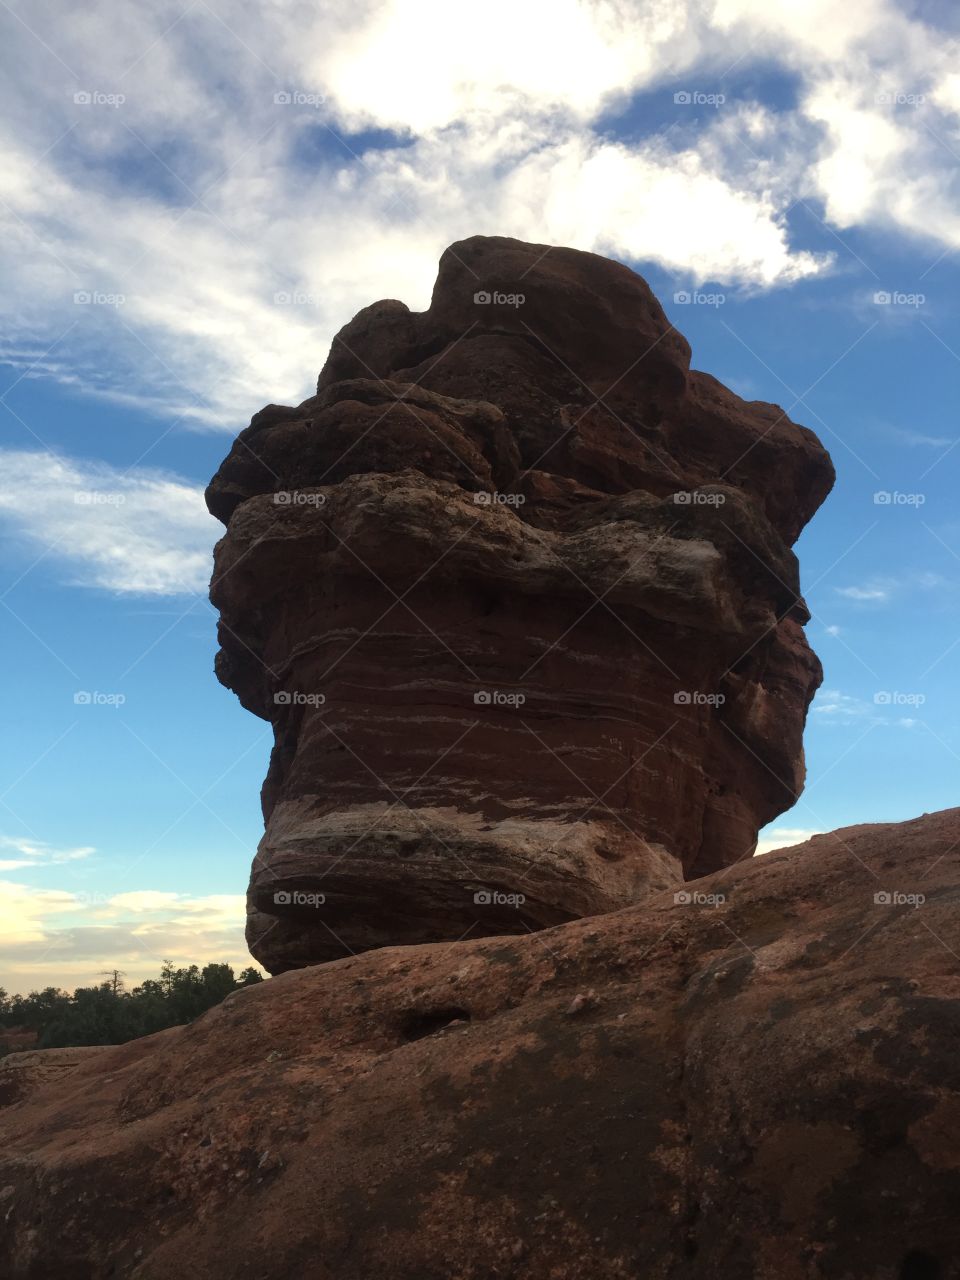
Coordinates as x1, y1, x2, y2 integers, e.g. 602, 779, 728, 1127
1, 0, 959, 993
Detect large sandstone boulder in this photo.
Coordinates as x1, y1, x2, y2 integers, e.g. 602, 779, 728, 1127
1, 811, 958, 1278
206, 236, 834, 973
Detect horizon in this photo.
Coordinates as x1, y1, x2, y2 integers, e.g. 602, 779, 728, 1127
3, 0, 960, 996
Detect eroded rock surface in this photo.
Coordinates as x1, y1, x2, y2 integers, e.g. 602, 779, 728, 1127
206, 236, 834, 972
1, 812, 958, 1279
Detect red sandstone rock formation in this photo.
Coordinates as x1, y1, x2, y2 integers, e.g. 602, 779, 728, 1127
206, 236, 834, 973
2, 811, 959, 1278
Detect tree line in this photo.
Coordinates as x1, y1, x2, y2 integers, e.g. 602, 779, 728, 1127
0, 960, 264, 1052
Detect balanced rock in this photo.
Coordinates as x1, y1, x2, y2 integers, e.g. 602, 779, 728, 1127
206, 236, 834, 973
2, 811, 958, 1278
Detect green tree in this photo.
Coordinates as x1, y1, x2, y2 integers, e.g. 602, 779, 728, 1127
8, 960, 266, 1049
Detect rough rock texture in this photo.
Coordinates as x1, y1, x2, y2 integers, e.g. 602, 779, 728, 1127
2, 811, 959, 1279
206, 236, 834, 973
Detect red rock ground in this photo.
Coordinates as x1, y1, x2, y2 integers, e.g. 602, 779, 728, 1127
2, 809, 959, 1279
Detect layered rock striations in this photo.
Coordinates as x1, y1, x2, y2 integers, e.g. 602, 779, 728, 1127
206, 237, 834, 973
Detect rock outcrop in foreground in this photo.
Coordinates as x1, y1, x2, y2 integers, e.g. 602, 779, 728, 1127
206, 236, 834, 973
2, 812, 959, 1279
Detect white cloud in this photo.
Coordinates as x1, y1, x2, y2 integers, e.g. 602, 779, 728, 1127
834, 584, 891, 602
755, 825, 823, 855
833, 572, 943, 604
812, 688, 873, 721
0, 835, 95, 872
7, 0, 958, 424
811, 688, 927, 728
887, 426, 955, 448
0, 878, 252, 993
0, 448, 217, 595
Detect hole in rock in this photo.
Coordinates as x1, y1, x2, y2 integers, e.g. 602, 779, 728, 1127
400, 1006, 471, 1043
900, 1251, 941, 1280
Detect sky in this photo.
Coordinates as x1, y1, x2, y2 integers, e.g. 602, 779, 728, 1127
1, 0, 959, 994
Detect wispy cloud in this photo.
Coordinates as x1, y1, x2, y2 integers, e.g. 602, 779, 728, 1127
886, 425, 956, 448
835, 584, 892, 602
0, 835, 95, 872
812, 688, 924, 727
0, 448, 216, 595
833, 572, 945, 604
1, 1, 958, 423
812, 689, 874, 721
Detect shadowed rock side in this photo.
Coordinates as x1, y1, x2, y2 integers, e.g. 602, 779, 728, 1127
206, 236, 834, 973
2, 811, 959, 1278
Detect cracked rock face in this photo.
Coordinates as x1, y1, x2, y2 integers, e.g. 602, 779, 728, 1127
206, 236, 834, 974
